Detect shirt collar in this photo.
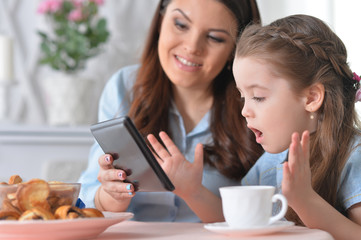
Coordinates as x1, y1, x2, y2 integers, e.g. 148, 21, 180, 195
169, 100, 211, 137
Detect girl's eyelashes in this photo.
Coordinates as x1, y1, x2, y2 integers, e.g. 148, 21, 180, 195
252, 96, 265, 102
238, 91, 264, 102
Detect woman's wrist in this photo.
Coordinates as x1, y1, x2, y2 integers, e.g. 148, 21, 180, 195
95, 184, 133, 212
95, 186, 106, 211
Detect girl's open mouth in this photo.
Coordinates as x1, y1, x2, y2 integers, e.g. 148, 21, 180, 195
250, 127, 263, 143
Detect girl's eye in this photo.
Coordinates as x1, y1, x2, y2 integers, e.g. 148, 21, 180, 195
252, 97, 265, 102
208, 35, 225, 43
174, 19, 187, 30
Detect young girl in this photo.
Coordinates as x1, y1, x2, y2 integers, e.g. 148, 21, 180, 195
232, 14, 361, 239
147, 14, 361, 238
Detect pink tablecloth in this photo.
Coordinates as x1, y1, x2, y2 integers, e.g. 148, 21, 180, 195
94, 220, 334, 240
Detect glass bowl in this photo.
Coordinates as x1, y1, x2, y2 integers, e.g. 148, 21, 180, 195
0, 181, 81, 214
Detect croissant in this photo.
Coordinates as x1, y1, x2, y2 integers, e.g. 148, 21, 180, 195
0, 210, 21, 220
81, 208, 104, 218
18, 207, 55, 221
8, 175, 22, 185
16, 179, 50, 212
54, 205, 84, 219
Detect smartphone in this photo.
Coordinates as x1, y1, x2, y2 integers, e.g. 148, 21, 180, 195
90, 116, 175, 192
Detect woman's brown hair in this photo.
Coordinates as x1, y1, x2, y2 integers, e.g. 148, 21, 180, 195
128, 0, 264, 180
235, 14, 361, 225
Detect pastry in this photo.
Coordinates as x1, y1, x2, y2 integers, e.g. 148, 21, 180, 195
48, 182, 76, 212
16, 179, 50, 212
0, 210, 20, 220
1, 198, 21, 215
18, 207, 55, 221
1, 175, 101, 222
54, 205, 84, 219
81, 208, 104, 218
8, 175, 22, 185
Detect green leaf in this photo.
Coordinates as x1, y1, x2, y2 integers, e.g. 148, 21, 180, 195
37, 0, 110, 72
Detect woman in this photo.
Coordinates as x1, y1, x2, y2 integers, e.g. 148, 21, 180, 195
78, 0, 263, 222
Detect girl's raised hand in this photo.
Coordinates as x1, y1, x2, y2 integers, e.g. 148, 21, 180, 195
147, 131, 204, 199
282, 131, 314, 208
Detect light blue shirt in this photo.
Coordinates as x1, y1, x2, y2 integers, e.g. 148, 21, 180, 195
242, 137, 361, 214
78, 65, 242, 222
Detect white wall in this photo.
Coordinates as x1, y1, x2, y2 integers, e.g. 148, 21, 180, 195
0, 0, 159, 126
0, 0, 360, 126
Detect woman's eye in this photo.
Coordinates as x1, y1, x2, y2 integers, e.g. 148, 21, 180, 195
174, 19, 187, 30
208, 35, 224, 43
252, 97, 265, 102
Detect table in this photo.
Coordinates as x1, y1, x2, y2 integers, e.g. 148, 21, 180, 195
94, 221, 334, 240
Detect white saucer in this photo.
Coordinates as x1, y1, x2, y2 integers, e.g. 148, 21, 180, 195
204, 220, 295, 237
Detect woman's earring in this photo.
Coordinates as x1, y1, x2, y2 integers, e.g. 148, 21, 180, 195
310, 113, 315, 120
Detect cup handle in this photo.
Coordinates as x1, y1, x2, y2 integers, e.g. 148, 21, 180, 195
268, 194, 288, 225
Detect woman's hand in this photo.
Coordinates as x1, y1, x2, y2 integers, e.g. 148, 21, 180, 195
282, 131, 315, 208
147, 131, 204, 199
95, 154, 135, 212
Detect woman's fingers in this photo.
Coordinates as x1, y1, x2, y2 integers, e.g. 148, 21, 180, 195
98, 154, 114, 169
98, 168, 127, 182
97, 153, 137, 201
102, 181, 135, 199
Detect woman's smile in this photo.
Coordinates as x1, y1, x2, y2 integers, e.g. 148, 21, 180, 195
174, 55, 202, 72
175, 55, 202, 67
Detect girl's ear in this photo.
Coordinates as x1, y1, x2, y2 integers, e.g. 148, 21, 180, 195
303, 83, 325, 112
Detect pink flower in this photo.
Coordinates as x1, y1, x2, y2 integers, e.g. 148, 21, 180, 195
72, 0, 84, 8
37, 0, 62, 14
68, 8, 83, 21
353, 72, 361, 82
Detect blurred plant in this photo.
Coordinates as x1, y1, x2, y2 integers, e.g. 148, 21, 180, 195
37, 0, 110, 73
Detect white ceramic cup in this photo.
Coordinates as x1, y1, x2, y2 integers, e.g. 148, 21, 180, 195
219, 186, 288, 228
